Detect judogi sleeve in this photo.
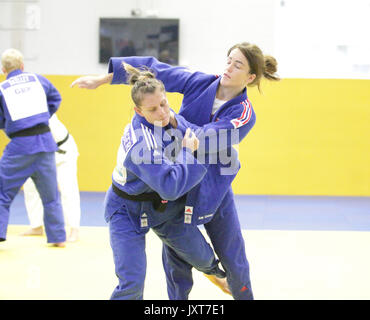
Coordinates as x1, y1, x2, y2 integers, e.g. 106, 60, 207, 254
124, 141, 207, 201
36, 75, 62, 116
108, 56, 212, 95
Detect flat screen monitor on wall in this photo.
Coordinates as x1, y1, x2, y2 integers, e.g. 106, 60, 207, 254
99, 18, 179, 65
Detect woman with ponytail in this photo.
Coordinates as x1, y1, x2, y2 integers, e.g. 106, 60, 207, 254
72, 42, 280, 300
101, 64, 228, 300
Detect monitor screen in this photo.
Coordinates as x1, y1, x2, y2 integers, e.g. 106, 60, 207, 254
99, 18, 179, 65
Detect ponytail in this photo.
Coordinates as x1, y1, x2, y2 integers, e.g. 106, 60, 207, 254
263, 55, 280, 82
123, 63, 156, 85
122, 63, 164, 107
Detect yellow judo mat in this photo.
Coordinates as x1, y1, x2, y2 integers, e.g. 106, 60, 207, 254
2, 225, 370, 300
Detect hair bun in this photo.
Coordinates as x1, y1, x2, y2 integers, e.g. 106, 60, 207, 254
123, 63, 156, 85
264, 55, 277, 74
121, 62, 165, 107
137, 72, 155, 83
263, 55, 280, 81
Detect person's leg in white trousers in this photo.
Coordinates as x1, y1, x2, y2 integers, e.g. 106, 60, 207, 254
22, 137, 81, 242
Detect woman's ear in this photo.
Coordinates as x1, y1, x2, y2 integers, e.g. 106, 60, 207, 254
246, 73, 256, 85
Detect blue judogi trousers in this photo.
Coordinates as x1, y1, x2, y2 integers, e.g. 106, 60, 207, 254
108, 201, 224, 300
162, 188, 254, 300
0, 150, 65, 243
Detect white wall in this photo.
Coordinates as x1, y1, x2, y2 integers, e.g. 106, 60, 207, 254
274, 0, 370, 79
0, 0, 276, 75
1, 0, 369, 78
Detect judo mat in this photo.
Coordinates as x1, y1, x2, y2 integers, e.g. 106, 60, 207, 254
1, 192, 370, 300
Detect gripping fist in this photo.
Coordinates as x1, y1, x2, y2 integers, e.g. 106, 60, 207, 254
182, 128, 199, 153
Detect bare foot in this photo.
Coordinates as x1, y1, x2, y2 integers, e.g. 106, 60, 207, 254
51, 242, 66, 248
20, 226, 43, 236
204, 274, 232, 295
67, 228, 79, 242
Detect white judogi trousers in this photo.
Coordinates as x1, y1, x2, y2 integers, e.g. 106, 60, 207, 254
23, 129, 81, 229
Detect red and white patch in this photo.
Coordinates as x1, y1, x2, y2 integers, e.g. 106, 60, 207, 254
185, 206, 193, 215
230, 99, 252, 129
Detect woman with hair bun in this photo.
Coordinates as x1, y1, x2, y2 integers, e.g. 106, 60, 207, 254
99, 63, 228, 300
72, 42, 280, 300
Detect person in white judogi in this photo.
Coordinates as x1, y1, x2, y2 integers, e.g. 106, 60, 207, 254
21, 114, 81, 242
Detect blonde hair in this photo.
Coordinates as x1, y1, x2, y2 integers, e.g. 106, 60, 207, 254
1, 48, 24, 73
228, 42, 280, 92
123, 63, 165, 108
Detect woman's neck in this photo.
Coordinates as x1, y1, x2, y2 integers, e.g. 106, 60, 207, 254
216, 84, 245, 101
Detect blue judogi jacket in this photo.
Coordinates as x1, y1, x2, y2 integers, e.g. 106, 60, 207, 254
104, 113, 207, 231
0, 69, 60, 155
108, 57, 256, 225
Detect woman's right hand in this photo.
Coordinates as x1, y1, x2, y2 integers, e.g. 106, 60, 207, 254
182, 128, 199, 153
70, 73, 113, 89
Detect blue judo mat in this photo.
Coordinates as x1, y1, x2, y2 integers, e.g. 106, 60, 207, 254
8, 191, 370, 231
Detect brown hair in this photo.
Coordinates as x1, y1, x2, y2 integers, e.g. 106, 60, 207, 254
228, 42, 280, 92
123, 63, 165, 107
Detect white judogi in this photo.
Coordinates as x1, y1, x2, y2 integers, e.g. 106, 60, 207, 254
23, 114, 81, 229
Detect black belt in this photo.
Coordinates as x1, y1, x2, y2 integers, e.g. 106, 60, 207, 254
112, 183, 168, 212
57, 133, 69, 147
8, 123, 50, 138
56, 133, 69, 154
